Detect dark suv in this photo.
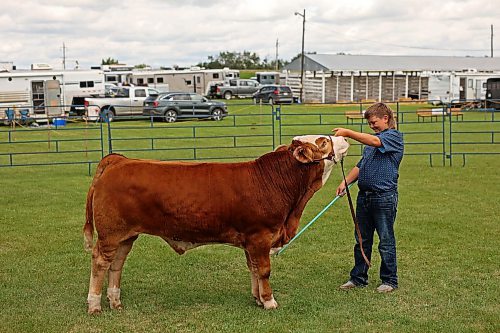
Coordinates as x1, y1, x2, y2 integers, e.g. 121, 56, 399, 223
252, 85, 294, 104
143, 92, 227, 123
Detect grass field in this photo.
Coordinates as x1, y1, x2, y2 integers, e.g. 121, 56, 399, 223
0, 103, 499, 332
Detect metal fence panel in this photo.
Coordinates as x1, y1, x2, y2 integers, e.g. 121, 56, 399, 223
0, 101, 498, 171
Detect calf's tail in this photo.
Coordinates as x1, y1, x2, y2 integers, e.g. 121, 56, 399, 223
83, 185, 94, 252
83, 153, 127, 252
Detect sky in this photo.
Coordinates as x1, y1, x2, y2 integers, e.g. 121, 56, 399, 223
1, 0, 500, 70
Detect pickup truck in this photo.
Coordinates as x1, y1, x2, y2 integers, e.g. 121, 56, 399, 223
84, 86, 160, 121
216, 79, 260, 100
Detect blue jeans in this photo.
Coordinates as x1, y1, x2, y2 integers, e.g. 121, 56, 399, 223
349, 190, 398, 288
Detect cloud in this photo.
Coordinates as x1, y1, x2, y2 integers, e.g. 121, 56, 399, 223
1, 0, 499, 69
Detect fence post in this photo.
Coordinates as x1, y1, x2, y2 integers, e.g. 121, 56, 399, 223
107, 121, 113, 153
99, 121, 104, 158
443, 103, 449, 166
274, 105, 281, 147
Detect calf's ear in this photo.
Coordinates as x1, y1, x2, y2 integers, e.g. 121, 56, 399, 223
293, 146, 314, 163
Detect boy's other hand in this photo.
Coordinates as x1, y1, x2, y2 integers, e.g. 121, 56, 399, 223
336, 182, 347, 196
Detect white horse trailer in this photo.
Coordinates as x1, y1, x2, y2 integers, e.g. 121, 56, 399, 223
427, 71, 500, 104
0, 68, 104, 121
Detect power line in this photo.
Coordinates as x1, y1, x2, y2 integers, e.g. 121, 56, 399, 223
330, 29, 499, 52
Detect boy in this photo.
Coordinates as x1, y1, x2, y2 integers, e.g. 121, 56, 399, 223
333, 102, 403, 293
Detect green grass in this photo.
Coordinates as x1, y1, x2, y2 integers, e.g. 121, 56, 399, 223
0, 103, 499, 332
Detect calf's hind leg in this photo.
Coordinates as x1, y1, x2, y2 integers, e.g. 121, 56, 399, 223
87, 240, 118, 314
107, 236, 138, 310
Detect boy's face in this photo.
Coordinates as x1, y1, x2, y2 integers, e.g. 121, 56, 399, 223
367, 115, 389, 133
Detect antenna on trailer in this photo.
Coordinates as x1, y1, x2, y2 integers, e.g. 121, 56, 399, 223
62, 42, 67, 69
275, 38, 279, 71
491, 24, 494, 58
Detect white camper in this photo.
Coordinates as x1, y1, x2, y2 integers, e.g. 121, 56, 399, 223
0, 67, 104, 121
427, 71, 500, 104
128, 67, 239, 96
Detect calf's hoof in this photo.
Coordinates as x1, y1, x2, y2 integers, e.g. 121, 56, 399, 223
107, 287, 123, 310
108, 300, 123, 310
88, 306, 102, 315
87, 293, 102, 315
263, 297, 278, 310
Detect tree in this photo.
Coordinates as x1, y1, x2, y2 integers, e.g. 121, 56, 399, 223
134, 64, 150, 69
197, 51, 288, 70
101, 57, 119, 65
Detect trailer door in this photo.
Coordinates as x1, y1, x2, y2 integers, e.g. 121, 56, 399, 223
193, 74, 203, 94
45, 80, 62, 116
475, 79, 483, 100
459, 78, 466, 100
31, 81, 46, 114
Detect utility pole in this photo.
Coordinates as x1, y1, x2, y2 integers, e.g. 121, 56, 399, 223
295, 9, 306, 103
62, 42, 67, 69
491, 24, 494, 58
275, 38, 279, 71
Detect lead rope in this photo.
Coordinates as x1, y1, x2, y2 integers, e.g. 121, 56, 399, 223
340, 159, 371, 267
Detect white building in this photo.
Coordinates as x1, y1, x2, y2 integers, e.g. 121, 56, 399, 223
283, 54, 500, 103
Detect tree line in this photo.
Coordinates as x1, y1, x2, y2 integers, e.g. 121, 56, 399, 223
102, 51, 294, 70
196, 51, 290, 70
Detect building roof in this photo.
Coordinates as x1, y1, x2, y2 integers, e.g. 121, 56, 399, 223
284, 54, 500, 72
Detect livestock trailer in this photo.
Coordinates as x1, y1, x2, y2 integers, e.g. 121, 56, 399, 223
427, 72, 500, 105
128, 67, 240, 96
0, 67, 104, 121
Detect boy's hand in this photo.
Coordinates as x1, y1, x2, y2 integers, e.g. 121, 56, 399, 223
332, 128, 352, 138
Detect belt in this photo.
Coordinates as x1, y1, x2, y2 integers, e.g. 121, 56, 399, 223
359, 189, 397, 196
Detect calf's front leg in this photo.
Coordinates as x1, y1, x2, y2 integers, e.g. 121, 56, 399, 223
245, 240, 278, 309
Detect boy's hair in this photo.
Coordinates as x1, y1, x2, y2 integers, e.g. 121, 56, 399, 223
364, 102, 396, 129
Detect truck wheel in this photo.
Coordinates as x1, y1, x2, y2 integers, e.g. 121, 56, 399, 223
224, 91, 232, 100
164, 110, 178, 123
101, 107, 115, 122
211, 108, 224, 121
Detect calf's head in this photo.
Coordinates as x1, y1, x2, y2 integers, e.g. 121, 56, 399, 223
289, 135, 349, 164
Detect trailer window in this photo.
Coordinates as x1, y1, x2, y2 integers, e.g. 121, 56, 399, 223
157, 77, 164, 83
147, 78, 154, 84
213, 73, 220, 79
468, 79, 473, 88
80, 81, 95, 88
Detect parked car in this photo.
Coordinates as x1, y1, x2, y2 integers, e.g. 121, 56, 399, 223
143, 92, 228, 123
252, 85, 294, 104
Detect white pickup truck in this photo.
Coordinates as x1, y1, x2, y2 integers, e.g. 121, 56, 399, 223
84, 86, 159, 121
215, 79, 260, 99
